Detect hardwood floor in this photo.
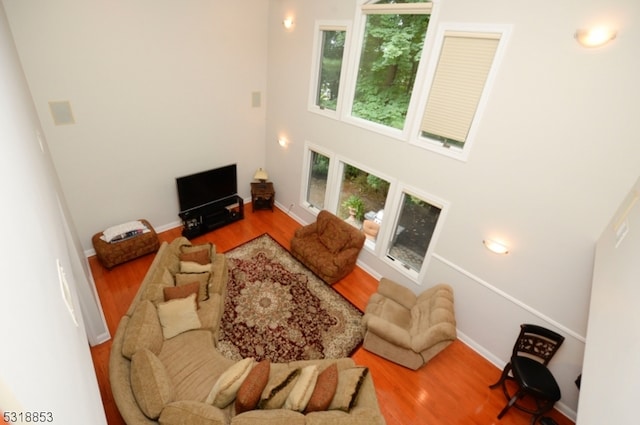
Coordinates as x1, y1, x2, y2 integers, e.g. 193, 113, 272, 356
89, 206, 575, 425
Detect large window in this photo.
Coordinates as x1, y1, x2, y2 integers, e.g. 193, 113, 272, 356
337, 163, 390, 232
350, 4, 430, 130
309, 2, 511, 161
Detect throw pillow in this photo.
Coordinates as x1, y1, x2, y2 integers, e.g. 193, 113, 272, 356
175, 272, 210, 302
130, 349, 175, 420
259, 368, 301, 410
179, 249, 210, 265
121, 300, 163, 360
163, 281, 200, 308
205, 357, 255, 408
284, 365, 319, 412
235, 359, 271, 414
304, 363, 338, 413
156, 293, 201, 339
318, 219, 350, 254
180, 242, 215, 260
328, 367, 369, 412
180, 261, 212, 274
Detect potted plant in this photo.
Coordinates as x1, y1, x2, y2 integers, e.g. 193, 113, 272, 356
342, 195, 365, 222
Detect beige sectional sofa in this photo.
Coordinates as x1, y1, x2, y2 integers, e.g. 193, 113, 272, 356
109, 237, 386, 425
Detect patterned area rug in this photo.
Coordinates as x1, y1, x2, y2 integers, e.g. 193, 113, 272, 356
217, 233, 364, 363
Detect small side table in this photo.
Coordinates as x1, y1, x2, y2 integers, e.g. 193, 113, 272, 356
251, 182, 275, 211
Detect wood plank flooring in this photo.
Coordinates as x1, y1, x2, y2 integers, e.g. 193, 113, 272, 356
88, 206, 575, 425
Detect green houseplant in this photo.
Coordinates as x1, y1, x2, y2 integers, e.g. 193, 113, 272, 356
342, 195, 365, 222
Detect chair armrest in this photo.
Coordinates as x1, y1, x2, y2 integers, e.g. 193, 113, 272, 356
410, 322, 457, 353
363, 314, 412, 349
333, 247, 362, 269
377, 278, 417, 310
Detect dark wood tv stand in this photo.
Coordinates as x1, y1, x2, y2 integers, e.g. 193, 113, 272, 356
179, 195, 244, 238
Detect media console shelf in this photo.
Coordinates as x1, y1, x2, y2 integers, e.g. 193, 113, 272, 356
179, 195, 244, 238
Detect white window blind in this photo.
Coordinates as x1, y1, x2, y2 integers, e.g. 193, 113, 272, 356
420, 31, 500, 146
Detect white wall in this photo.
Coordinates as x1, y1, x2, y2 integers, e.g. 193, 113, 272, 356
2, 0, 269, 250
265, 0, 640, 419
0, 4, 106, 423
578, 176, 640, 423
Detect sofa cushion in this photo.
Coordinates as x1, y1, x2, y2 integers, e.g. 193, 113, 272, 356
164, 281, 200, 307
157, 293, 202, 339
284, 365, 319, 412
122, 300, 163, 360
329, 367, 369, 412
142, 267, 175, 304
230, 409, 305, 425
235, 359, 271, 414
175, 271, 211, 302
304, 363, 338, 413
259, 367, 300, 409
159, 400, 226, 425
130, 349, 175, 420
206, 357, 255, 408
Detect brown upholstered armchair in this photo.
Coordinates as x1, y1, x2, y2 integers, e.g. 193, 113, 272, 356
363, 278, 457, 370
290, 210, 366, 284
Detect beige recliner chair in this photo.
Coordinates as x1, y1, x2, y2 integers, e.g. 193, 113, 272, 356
362, 278, 457, 370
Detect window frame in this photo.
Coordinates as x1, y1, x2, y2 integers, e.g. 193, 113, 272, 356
307, 21, 352, 120
409, 22, 512, 161
382, 183, 449, 281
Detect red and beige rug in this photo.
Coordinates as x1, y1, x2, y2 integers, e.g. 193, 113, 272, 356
218, 233, 364, 363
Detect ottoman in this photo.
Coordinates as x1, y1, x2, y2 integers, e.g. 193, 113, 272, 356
92, 219, 160, 269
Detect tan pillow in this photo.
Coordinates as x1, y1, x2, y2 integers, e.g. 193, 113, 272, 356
328, 367, 369, 412
179, 249, 210, 265
157, 293, 201, 339
235, 359, 271, 414
304, 363, 338, 413
163, 281, 200, 308
130, 349, 175, 419
206, 357, 255, 408
259, 368, 301, 410
180, 242, 215, 259
284, 365, 319, 412
180, 261, 212, 274
175, 272, 210, 302
122, 300, 163, 360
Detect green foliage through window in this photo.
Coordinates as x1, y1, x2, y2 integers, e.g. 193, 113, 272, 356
316, 30, 346, 111
352, 12, 429, 129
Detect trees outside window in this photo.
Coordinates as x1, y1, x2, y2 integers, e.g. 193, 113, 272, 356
316, 30, 346, 111
305, 150, 330, 210
351, 11, 430, 130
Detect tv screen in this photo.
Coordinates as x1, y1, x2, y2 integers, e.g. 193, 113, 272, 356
176, 164, 238, 212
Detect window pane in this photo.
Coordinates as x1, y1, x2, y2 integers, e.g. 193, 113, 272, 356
351, 13, 429, 129
316, 30, 346, 111
337, 164, 390, 244
306, 151, 330, 209
387, 193, 441, 272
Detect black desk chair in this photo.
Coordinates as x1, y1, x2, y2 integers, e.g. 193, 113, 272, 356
490, 324, 565, 425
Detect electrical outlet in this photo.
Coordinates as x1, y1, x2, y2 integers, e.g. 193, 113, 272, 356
288, 203, 294, 213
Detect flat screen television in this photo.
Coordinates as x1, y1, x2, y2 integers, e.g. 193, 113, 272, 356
176, 164, 238, 212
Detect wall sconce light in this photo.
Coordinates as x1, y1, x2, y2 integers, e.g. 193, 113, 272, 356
483, 239, 509, 255
278, 137, 288, 147
574, 27, 617, 48
253, 168, 269, 182
283, 17, 294, 30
